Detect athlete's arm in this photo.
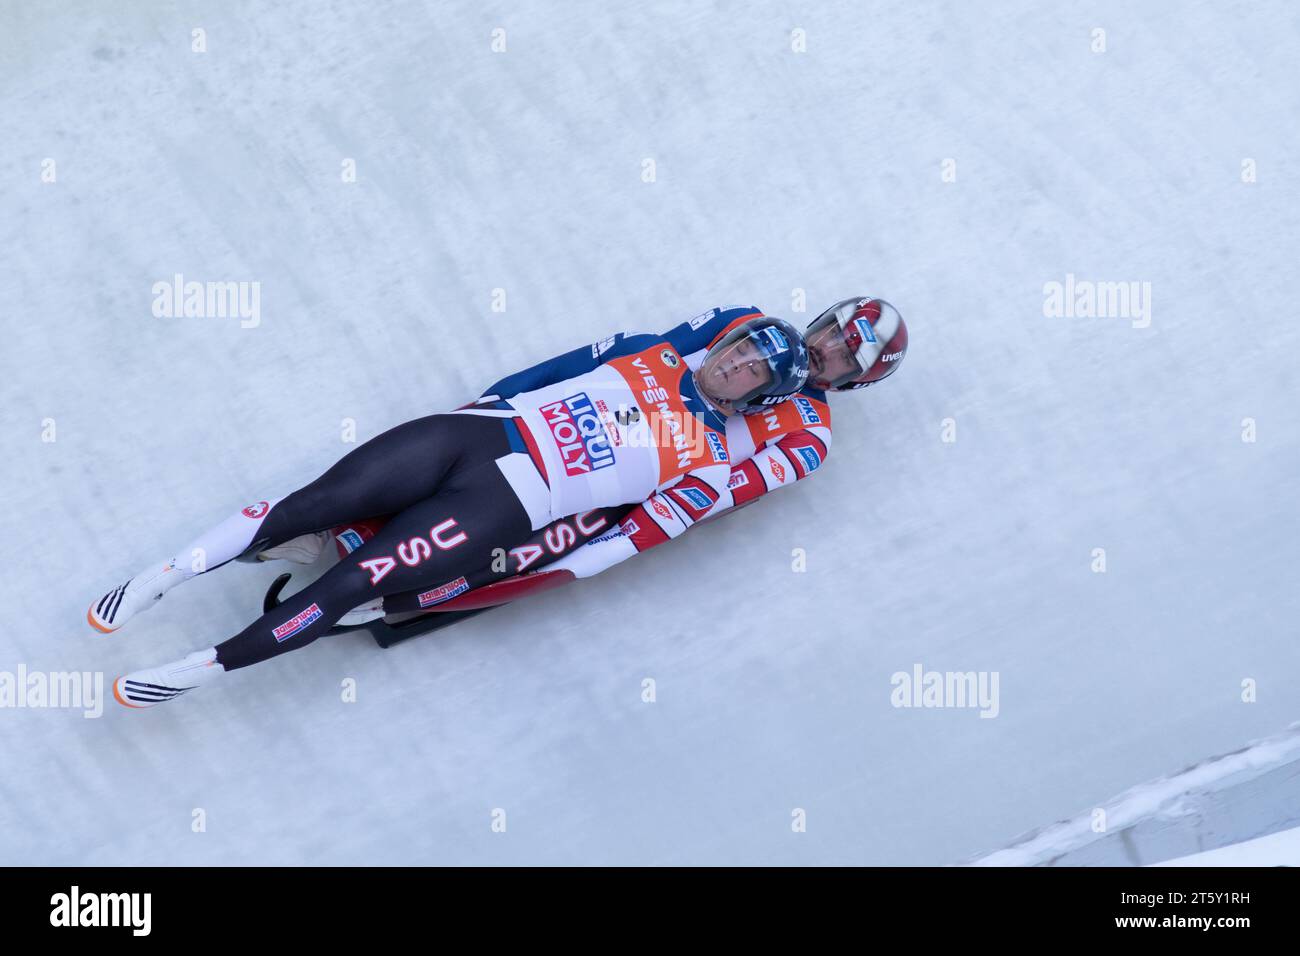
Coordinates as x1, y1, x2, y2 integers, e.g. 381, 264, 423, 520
660, 305, 765, 358
540, 425, 831, 579
722, 427, 831, 510
543, 463, 735, 579
482, 305, 762, 401
481, 332, 658, 400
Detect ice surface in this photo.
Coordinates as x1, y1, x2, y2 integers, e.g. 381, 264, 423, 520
1, 1, 1297, 864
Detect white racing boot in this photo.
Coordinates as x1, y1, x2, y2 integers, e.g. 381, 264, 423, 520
88, 559, 184, 634
88, 497, 291, 634
113, 647, 224, 709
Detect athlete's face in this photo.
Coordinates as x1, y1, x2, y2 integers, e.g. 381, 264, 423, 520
698, 336, 772, 412
806, 321, 860, 390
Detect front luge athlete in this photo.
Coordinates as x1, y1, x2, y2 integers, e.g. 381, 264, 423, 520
92, 306, 808, 707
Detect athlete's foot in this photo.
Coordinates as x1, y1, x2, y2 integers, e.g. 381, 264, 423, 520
338, 596, 385, 626
113, 648, 224, 709
256, 531, 330, 565
88, 559, 183, 634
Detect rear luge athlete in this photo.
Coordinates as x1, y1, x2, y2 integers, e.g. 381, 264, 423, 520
91, 306, 808, 708
282, 295, 910, 630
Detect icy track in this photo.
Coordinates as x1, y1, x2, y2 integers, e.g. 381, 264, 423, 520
1, 2, 1298, 865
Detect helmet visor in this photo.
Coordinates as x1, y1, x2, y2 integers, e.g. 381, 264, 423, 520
699, 319, 808, 413
806, 298, 903, 389
703, 328, 778, 406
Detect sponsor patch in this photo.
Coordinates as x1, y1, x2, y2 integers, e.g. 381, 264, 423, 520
706, 431, 728, 463
768, 458, 787, 483
688, 309, 718, 330
336, 529, 365, 553
727, 470, 749, 490
792, 396, 822, 426
242, 501, 270, 519
621, 517, 640, 536
417, 576, 470, 608
594, 399, 623, 447
792, 445, 822, 473
540, 392, 616, 476
660, 348, 680, 368
651, 498, 673, 520
756, 326, 789, 354
674, 486, 712, 509
853, 316, 878, 344
273, 602, 323, 642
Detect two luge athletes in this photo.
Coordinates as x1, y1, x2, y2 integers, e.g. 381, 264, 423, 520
91, 297, 909, 708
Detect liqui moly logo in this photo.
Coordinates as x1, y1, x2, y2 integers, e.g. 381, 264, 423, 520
273, 602, 323, 642
541, 392, 616, 476
418, 576, 470, 608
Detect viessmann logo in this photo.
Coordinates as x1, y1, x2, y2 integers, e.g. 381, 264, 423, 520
540, 392, 616, 476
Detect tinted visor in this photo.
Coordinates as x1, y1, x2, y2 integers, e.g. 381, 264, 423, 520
806, 300, 881, 389
707, 331, 776, 407
702, 318, 809, 413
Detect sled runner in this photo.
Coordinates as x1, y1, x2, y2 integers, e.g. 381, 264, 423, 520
261, 566, 578, 648
260, 492, 761, 648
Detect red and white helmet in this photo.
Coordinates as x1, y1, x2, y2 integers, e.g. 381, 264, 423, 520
805, 297, 908, 391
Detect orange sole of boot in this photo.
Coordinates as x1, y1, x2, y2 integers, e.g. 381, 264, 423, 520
112, 679, 147, 709
87, 606, 117, 634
